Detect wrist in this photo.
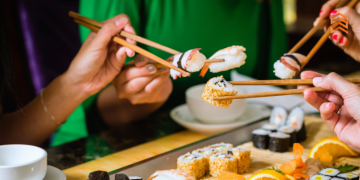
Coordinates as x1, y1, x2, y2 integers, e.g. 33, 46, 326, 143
56, 73, 90, 102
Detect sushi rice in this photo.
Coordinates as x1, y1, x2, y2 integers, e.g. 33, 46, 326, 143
209, 143, 233, 153
177, 153, 206, 179
319, 168, 340, 177
310, 175, 332, 180
270, 106, 288, 126
209, 153, 237, 177
286, 107, 306, 142
208, 46, 247, 73
202, 76, 238, 108
261, 123, 279, 132
148, 169, 196, 180
227, 147, 251, 173
170, 48, 206, 79
337, 173, 359, 180
274, 53, 306, 79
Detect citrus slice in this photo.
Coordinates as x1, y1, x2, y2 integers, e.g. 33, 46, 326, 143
248, 170, 286, 180
218, 172, 246, 180
285, 175, 296, 180
309, 137, 358, 163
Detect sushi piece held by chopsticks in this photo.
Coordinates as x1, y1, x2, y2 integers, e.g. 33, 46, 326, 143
202, 76, 238, 108
170, 48, 206, 79
274, 53, 306, 79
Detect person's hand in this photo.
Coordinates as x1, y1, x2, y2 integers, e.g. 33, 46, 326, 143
314, 0, 360, 61
112, 54, 173, 104
63, 14, 136, 96
300, 71, 360, 153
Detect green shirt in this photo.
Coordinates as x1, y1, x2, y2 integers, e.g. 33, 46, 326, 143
52, 0, 287, 146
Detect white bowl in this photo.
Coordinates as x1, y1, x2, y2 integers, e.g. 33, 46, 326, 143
0, 144, 47, 180
186, 84, 247, 124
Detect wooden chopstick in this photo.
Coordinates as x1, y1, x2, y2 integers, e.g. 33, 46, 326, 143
69, 11, 181, 55
288, 0, 349, 53
300, 0, 358, 69
122, 59, 224, 69
73, 19, 191, 76
229, 78, 360, 86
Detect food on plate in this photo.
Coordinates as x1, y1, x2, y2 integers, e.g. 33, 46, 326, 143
177, 153, 206, 178
202, 76, 238, 108
115, 174, 130, 180
192, 148, 216, 174
302, 158, 332, 177
280, 143, 306, 175
273, 53, 306, 79
270, 106, 288, 126
199, 46, 247, 77
309, 175, 331, 180
227, 147, 251, 173
319, 168, 340, 177
128, 177, 143, 180
286, 107, 306, 142
308, 137, 358, 164
209, 153, 237, 177
148, 169, 196, 180
269, 132, 290, 152
277, 126, 296, 147
208, 143, 234, 153
252, 129, 271, 149
89, 171, 110, 180
286, 174, 297, 180
262, 123, 279, 133
337, 173, 359, 180
218, 171, 246, 180
331, 178, 346, 180
293, 174, 310, 179
170, 48, 206, 79
248, 169, 286, 180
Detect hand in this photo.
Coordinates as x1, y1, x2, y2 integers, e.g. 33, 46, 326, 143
112, 54, 173, 104
63, 14, 136, 96
300, 71, 360, 153
314, 0, 360, 61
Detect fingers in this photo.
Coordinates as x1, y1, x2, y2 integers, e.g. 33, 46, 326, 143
303, 89, 342, 111
124, 24, 136, 57
119, 64, 158, 84
298, 71, 325, 89
319, 102, 340, 131
314, 0, 340, 28
133, 54, 149, 67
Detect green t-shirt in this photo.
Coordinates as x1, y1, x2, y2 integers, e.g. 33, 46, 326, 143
52, 0, 287, 146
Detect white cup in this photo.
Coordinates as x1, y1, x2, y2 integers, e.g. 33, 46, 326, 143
0, 144, 47, 180
186, 84, 247, 124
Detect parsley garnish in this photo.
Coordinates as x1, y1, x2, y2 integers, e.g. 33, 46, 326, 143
263, 167, 284, 175
337, 163, 359, 173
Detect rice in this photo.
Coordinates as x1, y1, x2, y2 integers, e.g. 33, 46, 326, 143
202, 76, 238, 108
208, 46, 247, 73
274, 60, 296, 79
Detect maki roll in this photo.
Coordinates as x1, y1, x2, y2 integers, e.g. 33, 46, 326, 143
89, 171, 110, 180
209, 143, 233, 153
270, 106, 288, 126
129, 177, 142, 180
337, 173, 359, 180
177, 153, 206, 179
269, 132, 290, 152
262, 123, 279, 133
286, 107, 306, 142
115, 174, 129, 180
331, 178, 345, 180
319, 168, 340, 177
202, 76, 238, 108
170, 48, 206, 79
310, 175, 332, 180
227, 147, 251, 173
277, 126, 296, 147
252, 129, 271, 149
148, 170, 195, 180
274, 53, 306, 79
192, 148, 216, 174
209, 153, 237, 177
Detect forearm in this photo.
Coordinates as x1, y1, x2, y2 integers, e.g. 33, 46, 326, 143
0, 74, 88, 145
97, 85, 165, 126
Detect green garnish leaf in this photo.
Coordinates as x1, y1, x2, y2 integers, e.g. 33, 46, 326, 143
337, 163, 359, 173
263, 167, 284, 175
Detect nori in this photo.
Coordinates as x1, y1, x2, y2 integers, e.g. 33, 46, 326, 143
115, 174, 130, 180
269, 136, 289, 152
252, 134, 269, 149
296, 122, 307, 142
89, 171, 110, 180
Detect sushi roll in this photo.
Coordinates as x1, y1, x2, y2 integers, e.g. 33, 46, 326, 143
192, 148, 216, 174
209, 143, 233, 153
89, 171, 110, 180
286, 107, 306, 142
310, 175, 332, 180
277, 126, 296, 147
331, 178, 345, 180
208, 46, 247, 73
261, 123, 279, 133
202, 76, 238, 108
270, 106, 288, 126
177, 153, 206, 179
148, 169, 195, 180
269, 132, 290, 152
129, 177, 143, 180
252, 129, 271, 149
274, 53, 306, 79
337, 173, 359, 180
319, 168, 340, 177
209, 153, 237, 177
227, 147, 251, 173
170, 48, 206, 79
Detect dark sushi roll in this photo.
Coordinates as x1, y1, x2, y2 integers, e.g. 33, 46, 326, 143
310, 175, 332, 180
89, 171, 110, 180
277, 126, 296, 147
262, 123, 279, 133
319, 168, 340, 177
269, 132, 290, 152
129, 176, 142, 180
337, 173, 359, 180
252, 129, 271, 149
269, 106, 288, 126
286, 107, 306, 142
115, 174, 129, 180
331, 178, 345, 180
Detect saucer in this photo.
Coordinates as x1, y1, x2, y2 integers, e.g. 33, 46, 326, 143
170, 104, 271, 134
44, 165, 66, 180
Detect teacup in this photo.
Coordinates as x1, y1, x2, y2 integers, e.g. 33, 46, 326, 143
186, 84, 247, 124
0, 144, 47, 180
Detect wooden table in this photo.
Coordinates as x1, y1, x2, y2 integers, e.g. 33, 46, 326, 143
62, 115, 360, 180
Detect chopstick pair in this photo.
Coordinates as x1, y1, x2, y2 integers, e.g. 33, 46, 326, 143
69, 11, 224, 72
212, 78, 360, 100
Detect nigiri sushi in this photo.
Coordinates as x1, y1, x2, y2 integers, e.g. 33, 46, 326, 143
200, 46, 247, 77
170, 48, 206, 79
148, 169, 195, 180
202, 76, 238, 108
274, 53, 306, 79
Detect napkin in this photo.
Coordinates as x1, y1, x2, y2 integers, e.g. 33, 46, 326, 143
230, 70, 318, 114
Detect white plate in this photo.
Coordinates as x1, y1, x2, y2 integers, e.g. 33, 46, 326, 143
44, 165, 66, 180
170, 104, 271, 134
